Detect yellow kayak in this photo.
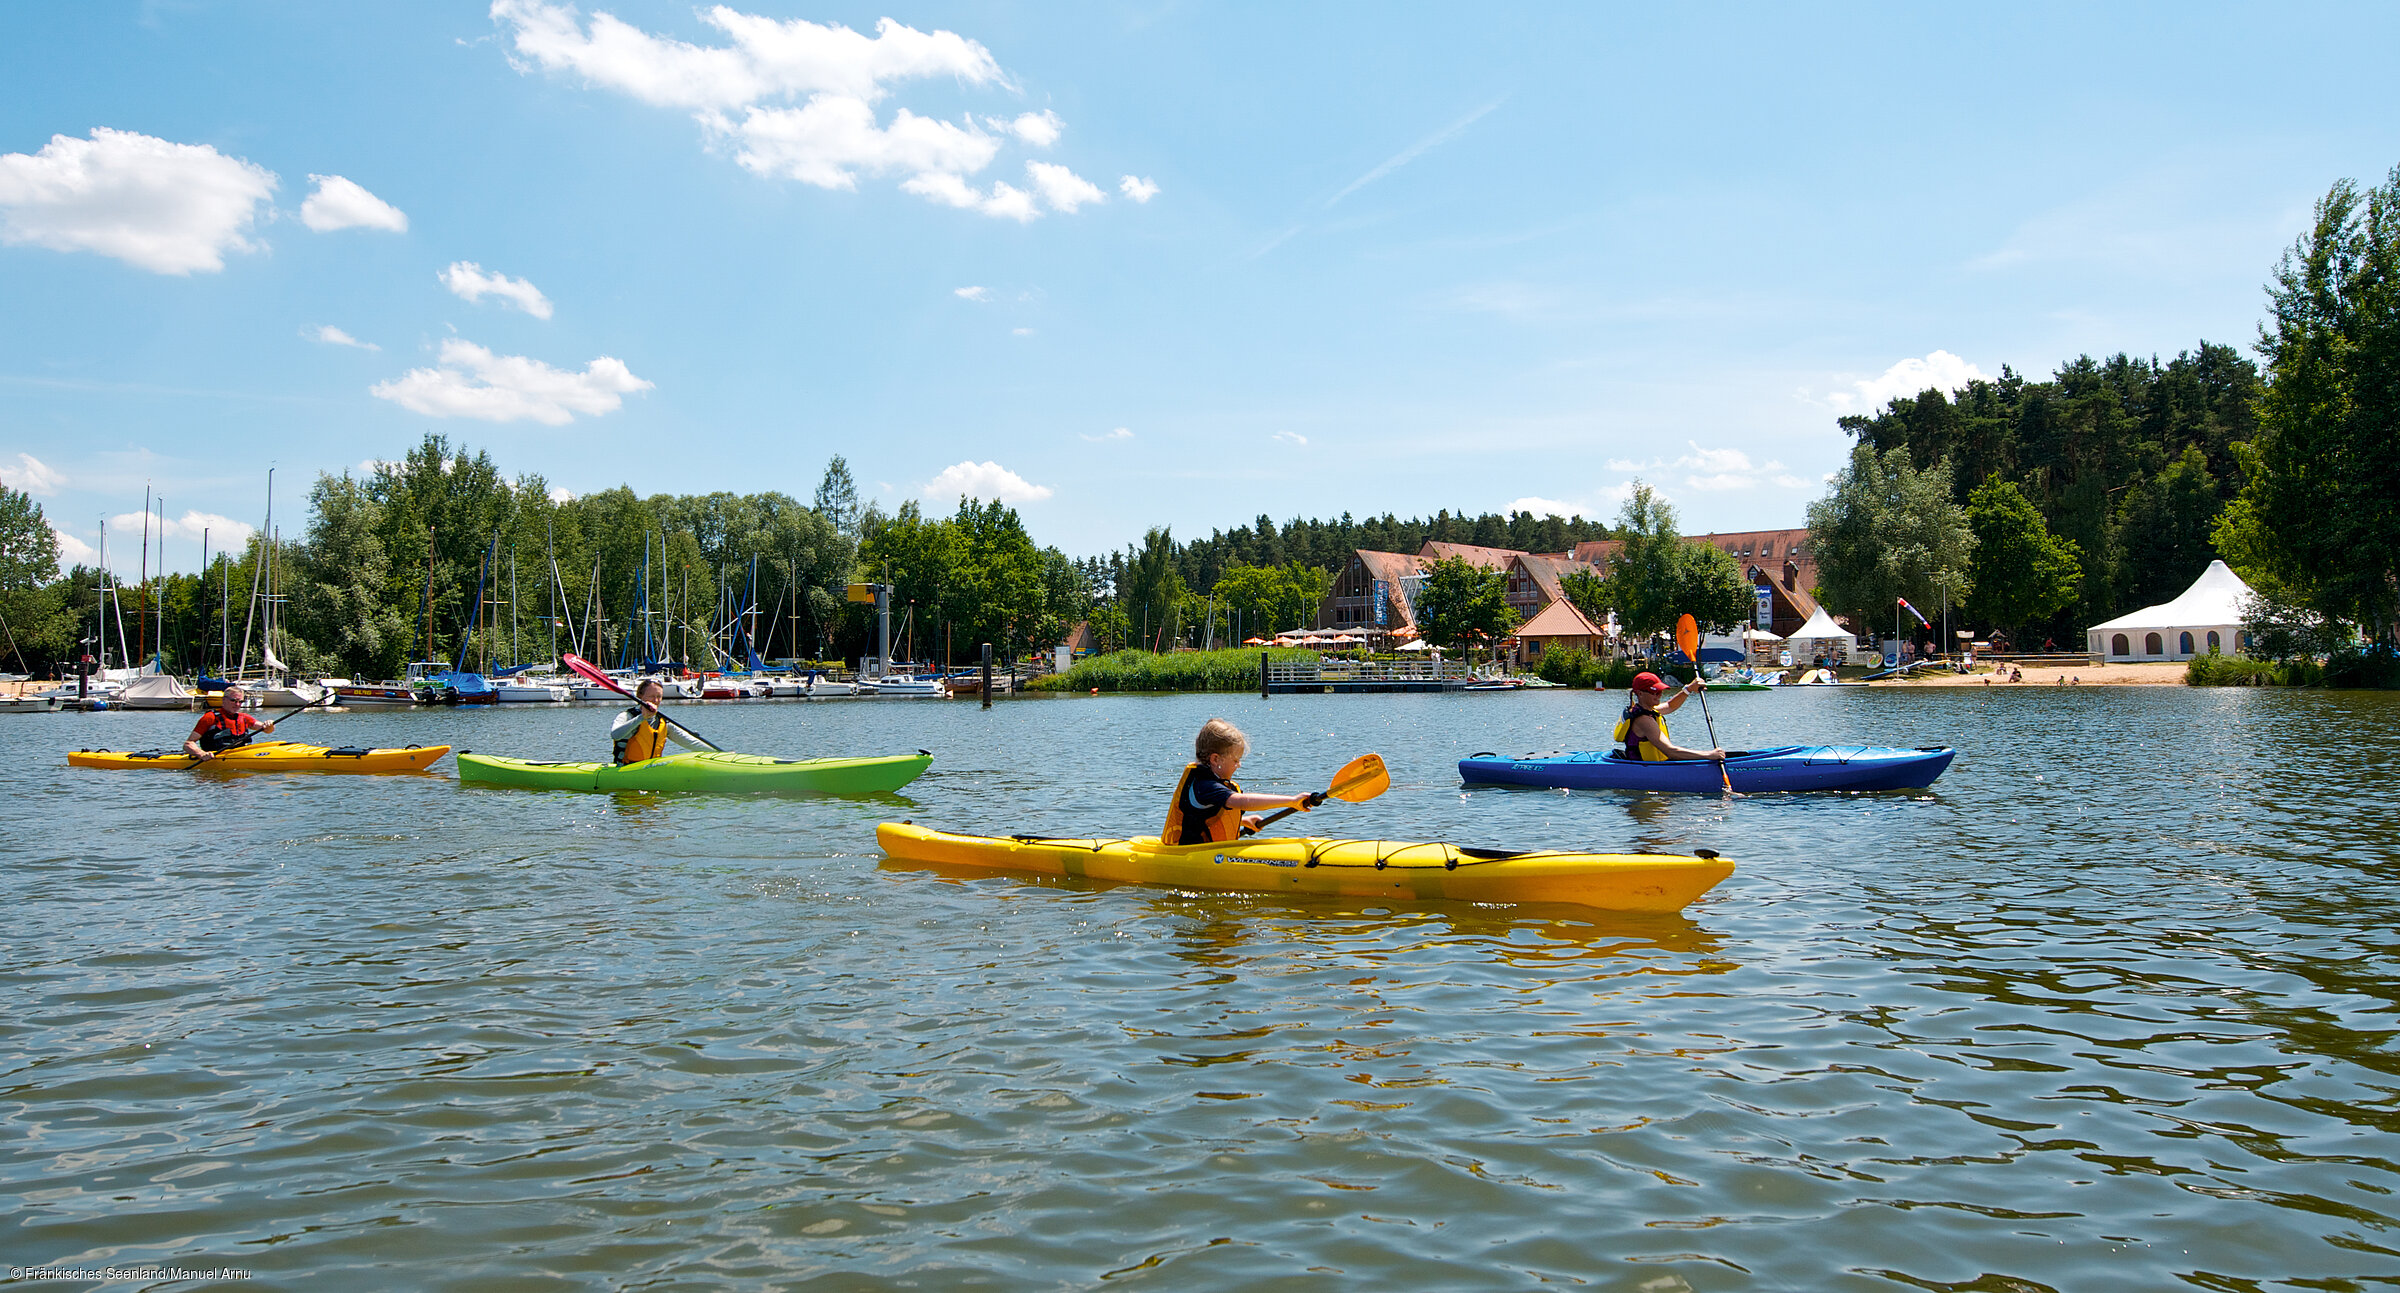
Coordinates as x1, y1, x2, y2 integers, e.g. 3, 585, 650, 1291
876, 822, 1732, 913
68, 741, 450, 773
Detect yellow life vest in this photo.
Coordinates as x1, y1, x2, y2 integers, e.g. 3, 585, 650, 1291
1162, 762, 1244, 845
617, 710, 669, 765
1612, 704, 1672, 761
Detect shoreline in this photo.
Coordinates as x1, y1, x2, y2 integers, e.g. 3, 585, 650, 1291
1870, 661, 2185, 687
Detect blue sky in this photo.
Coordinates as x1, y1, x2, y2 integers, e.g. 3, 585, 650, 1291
5, 3, 2397, 574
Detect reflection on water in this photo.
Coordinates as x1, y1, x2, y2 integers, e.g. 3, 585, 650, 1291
3, 687, 2398, 1287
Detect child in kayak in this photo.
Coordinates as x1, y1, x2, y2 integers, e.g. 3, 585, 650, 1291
1164, 718, 1318, 844
183, 683, 275, 762
1617, 672, 1724, 762
612, 678, 705, 764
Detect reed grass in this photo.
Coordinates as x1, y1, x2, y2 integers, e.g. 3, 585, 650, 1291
1027, 647, 1321, 693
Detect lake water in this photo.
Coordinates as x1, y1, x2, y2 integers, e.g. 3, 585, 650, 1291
5, 685, 2398, 1290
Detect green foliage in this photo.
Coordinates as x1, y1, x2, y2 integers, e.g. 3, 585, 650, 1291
2185, 654, 2296, 686
1808, 445, 1975, 632
1675, 543, 1758, 634
2232, 165, 2400, 642
1413, 556, 1518, 651
1027, 647, 1319, 693
1836, 341, 2258, 631
2110, 446, 2220, 612
1579, 482, 1770, 637
288, 475, 409, 679
1124, 527, 1187, 650
1532, 645, 1634, 689
814, 456, 861, 540
0, 486, 59, 591
1206, 561, 1331, 641
1964, 475, 2081, 636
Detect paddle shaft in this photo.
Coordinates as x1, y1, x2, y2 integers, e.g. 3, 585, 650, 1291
1691, 679, 1734, 793
560, 655, 723, 751
1249, 793, 1327, 834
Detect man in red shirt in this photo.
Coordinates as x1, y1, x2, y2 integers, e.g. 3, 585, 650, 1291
183, 683, 277, 762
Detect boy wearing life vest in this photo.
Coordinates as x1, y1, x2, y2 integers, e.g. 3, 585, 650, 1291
1163, 718, 1318, 845
611, 677, 705, 764
183, 683, 275, 762
1615, 672, 1724, 762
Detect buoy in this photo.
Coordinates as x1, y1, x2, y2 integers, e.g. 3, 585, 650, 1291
1090, 687, 1099, 695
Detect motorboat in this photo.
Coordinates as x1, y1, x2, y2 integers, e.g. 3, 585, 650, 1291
333, 682, 420, 707
860, 674, 943, 697
493, 680, 570, 702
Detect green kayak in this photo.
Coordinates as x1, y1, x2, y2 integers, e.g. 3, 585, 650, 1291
457, 749, 931, 794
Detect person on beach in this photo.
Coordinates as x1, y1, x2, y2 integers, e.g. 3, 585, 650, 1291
183, 683, 274, 761
1616, 672, 1725, 763
612, 677, 704, 764
1164, 718, 1317, 844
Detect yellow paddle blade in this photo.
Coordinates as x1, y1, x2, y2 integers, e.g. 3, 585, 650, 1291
1675, 613, 1699, 660
1327, 753, 1390, 802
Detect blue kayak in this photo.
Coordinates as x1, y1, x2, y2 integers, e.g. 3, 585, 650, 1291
1459, 745, 1955, 793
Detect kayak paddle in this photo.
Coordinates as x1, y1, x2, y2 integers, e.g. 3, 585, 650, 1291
1244, 752, 1391, 836
560, 653, 725, 752
1675, 613, 1734, 795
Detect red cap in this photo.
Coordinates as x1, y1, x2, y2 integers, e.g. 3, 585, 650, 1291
1631, 671, 1668, 693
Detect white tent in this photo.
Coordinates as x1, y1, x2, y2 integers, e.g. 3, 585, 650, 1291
1784, 607, 1860, 663
2086, 559, 2251, 662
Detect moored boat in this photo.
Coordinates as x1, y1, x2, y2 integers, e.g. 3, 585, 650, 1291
1458, 744, 1955, 793
876, 823, 1733, 913
333, 682, 421, 707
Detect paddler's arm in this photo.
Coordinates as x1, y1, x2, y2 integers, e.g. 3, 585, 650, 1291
1633, 712, 1722, 762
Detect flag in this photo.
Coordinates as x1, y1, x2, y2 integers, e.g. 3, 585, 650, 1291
1897, 597, 1930, 628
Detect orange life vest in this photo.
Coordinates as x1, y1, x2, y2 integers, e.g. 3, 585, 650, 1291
1162, 762, 1243, 845
616, 709, 669, 765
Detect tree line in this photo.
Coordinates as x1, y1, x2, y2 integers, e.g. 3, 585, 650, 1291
4, 165, 2389, 679
1806, 164, 2396, 668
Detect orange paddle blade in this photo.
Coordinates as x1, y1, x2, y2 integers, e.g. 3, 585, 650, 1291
1328, 753, 1390, 802
1675, 613, 1699, 660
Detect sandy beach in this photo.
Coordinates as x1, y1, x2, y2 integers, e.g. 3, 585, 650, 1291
1873, 661, 2186, 687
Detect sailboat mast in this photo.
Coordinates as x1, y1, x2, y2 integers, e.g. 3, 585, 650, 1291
138, 486, 150, 667
238, 470, 270, 677
510, 541, 520, 669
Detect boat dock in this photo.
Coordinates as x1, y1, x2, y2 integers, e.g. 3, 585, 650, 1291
1264, 658, 1468, 695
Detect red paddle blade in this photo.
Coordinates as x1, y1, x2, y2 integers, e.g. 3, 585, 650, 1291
560, 654, 627, 695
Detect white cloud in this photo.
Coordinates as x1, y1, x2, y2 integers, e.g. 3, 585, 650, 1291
923, 459, 1052, 504
52, 524, 98, 566
1011, 326, 1033, 336
1819, 350, 1988, 416
369, 338, 651, 425
903, 171, 1037, 222
1606, 442, 1804, 493
2, 452, 64, 495
310, 324, 379, 350
493, 1, 1001, 110
1027, 161, 1103, 213
1118, 175, 1158, 203
548, 485, 576, 503
1005, 110, 1062, 147
0, 127, 275, 274
1080, 427, 1132, 442
107, 509, 255, 549
1273, 431, 1307, 446
299, 174, 407, 233
1508, 496, 1593, 520
953, 285, 989, 301
440, 261, 554, 319
496, 2, 1114, 222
